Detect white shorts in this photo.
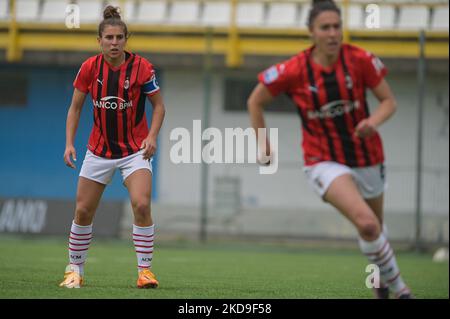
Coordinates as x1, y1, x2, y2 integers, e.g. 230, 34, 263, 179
79, 149, 153, 185
303, 161, 386, 199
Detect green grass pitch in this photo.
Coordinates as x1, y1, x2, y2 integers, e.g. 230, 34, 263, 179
0, 236, 447, 299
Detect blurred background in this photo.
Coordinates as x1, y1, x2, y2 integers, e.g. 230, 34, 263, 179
0, 0, 448, 250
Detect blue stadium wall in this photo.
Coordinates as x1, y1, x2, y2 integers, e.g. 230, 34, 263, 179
0, 64, 160, 201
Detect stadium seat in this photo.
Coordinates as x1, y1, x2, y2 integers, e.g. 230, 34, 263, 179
398, 5, 430, 30
40, 0, 70, 22
16, 0, 40, 21
0, 0, 8, 20
236, 2, 264, 27
266, 3, 298, 28
298, 3, 311, 29
77, 0, 103, 24
378, 5, 396, 30
345, 4, 364, 30
167, 1, 200, 25
431, 5, 449, 31
202, 1, 230, 26
104, 0, 136, 21
134, 0, 167, 24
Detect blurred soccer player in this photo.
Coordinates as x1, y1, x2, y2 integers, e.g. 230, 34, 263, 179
247, 0, 412, 299
60, 6, 165, 289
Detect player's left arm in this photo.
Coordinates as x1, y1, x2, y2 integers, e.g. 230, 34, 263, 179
355, 79, 397, 138
140, 91, 166, 160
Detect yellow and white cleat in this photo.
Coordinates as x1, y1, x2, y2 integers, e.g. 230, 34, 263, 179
137, 268, 159, 289
59, 265, 83, 288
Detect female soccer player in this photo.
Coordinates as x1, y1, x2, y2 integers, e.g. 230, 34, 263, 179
59, 6, 165, 289
247, 0, 412, 298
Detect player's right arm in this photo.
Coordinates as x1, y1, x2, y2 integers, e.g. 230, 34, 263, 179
247, 83, 274, 160
248, 59, 295, 162
64, 88, 87, 169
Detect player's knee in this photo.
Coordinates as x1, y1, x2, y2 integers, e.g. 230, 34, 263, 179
356, 216, 381, 241
132, 200, 150, 216
74, 205, 94, 224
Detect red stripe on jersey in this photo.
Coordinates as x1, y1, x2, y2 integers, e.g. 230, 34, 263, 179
297, 53, 324, 162
335, 60, 366, 167
77, 52, 156, 159
314, 64, 347, 164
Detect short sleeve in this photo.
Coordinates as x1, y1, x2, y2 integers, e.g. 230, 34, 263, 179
139, 58, 160, 96
361, 51, 388, 89
73, 59, 94, 94
257, 57, 298, 97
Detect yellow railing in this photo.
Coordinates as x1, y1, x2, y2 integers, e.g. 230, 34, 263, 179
0, 0, 448, 66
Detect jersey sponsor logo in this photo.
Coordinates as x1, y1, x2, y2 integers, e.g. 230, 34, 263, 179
307, 100, 360, 120
263, 66, 279, 84
93, 96, 133, 110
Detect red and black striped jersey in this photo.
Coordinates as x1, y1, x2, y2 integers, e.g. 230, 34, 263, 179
258, 44, 387, 167
73, 51, 160, 159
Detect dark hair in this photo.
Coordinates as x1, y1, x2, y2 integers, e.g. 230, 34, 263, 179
307, 0, 341, 28
98, 5, 129, 38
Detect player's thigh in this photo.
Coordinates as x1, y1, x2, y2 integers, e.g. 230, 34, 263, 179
76, 176, 106, 212
124, 168, 152, 205
324, 174, 376, 227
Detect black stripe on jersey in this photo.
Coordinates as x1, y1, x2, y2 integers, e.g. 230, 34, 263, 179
321, 70, 357, 166
122, 54, 135, 155
94, 56, 105, 155
306, 54, 336, 161
135, 92, 146, 127
340, 52, 371, 166
287, 92, 313, 135
106, 69, 123, 158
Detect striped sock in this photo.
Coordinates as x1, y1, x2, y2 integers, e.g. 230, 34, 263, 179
133, 224, 154, 273
68, 221, 93, 276
359, 233, 410, 297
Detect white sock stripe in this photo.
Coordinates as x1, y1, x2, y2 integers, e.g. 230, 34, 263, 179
69, 243, 89, 249
134, 245, 153, 248
376, 250, 394, 266
364, 240, 389, 256
69, 239, 91, 245
72, 221, 93, 228
370, 246, 392, 263
133, 239, 154, 243
133, 224, 154, 230
70, 231, 92, 237
132, 233, 154, 238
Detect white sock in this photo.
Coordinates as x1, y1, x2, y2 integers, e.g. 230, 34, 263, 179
133, 224, 154, 273
358, 233, 410, 297
68, 221, 93, 276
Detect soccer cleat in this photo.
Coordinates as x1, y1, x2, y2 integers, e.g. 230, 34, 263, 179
137, 268, 159, 289
395, 287, 414, 299
397, 292, 415, 299
59, 265, 83, 288
59, 271, 83, 288
373, 287, 390, 299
